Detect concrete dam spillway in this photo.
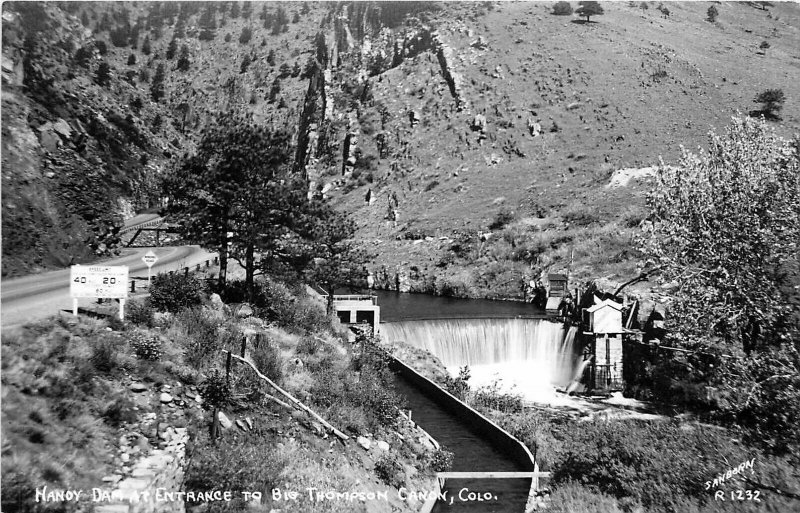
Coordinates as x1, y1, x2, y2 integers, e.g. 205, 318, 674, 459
382, 318, 581, 403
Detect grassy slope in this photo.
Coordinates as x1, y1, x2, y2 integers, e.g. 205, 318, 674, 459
326, 1, 800, 296
1, 279, 437, 513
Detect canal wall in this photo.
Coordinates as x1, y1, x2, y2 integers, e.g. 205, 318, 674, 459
389, 355, 536, 471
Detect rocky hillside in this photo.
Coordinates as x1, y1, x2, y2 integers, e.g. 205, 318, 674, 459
3, 1, 799, 292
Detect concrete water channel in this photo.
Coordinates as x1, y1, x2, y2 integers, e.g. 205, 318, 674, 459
372, 291, 550, 512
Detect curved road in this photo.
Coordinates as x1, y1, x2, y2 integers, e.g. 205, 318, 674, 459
1, 245, 215, 328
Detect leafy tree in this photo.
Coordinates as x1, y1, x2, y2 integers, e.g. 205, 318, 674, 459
163, 114, 310, 300
95, 61, 111, 87
643, 116, 800, 451
644, 116, 798, 355
753, 89, 785, 120
176, 44, 191, 71
759, 40, 771, 52
239, 26, 252, 44
707, 5, 718, 22
141, 35, 151, 55
150, 63, 166, 101
575, 1, 604, 22
553, 2, 573, 15
95, 40, 108, 55
166, 37, 178, 59
225, 33, 232, 43
640, 2, 649, 10
278, 62, 291, 78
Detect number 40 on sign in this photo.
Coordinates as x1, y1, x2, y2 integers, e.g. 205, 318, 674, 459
70, 265, 129, 320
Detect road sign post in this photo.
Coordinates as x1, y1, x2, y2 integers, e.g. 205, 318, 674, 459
142, 250, 158, 286
70, 265, 129, 320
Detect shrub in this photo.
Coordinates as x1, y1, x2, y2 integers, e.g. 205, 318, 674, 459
177, 308, 222, 370
251, 342, 284, 385
126, 299, 154, 327
149, 273, 203, 313
90, 336, 119, 373
553, 2, 573, 15
102, 395, 138, 426
473, 382, 523, 413
130, 331, 163, 361
489, 208, 515, 230
374, 454, 404, 488
425, 448, 454, 472
198, 370, 231, 410
184, 432, 289, 509
707, 5, 718, 22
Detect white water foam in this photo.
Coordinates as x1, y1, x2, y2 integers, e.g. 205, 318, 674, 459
382, 319, 581, 404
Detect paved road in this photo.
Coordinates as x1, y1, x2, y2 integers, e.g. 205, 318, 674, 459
1, 245, 215, 328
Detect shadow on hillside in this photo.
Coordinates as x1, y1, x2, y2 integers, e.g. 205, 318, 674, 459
748, 109, 782, 121
571, 19, 598, 25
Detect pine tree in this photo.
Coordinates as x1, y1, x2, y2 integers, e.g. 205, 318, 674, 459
279, 62, 291, 78
240, 54, 251, 74
127, 53, 137, 65
269, 77, 281, 102
230, 2, 240, 19
753, 89, 785, 120
141, 35, 151, 55
239, 26, 252, 44
176, 45, 191, 71
166, 37, 178, 59
241, 2, 252, 19
95, 61, 112, 87
150, 63, 166, 101
198, 7, 217, 41
267, 49, 276, 66
292, 61, 301, 77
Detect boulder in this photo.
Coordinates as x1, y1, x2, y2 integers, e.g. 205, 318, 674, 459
357, 436, 371, 450
237, 304, 253, 318
471, 114, 487, 132
209, 293, 225, 310
218, 411, 233, 430
377, 440, 390, 451
159, 392, 173, 404
52, 118, 72, 139
130, 383, 148, 393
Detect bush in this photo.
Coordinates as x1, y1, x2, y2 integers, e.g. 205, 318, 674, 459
90, 336, 119, 373
177, 308, 222, 370
425, 447, 454, 472
553, 1, 574, 15
149, 273, 203, 313
374, 454, 405, 488
473, 382, 523, 413
251, 342, 284, 385
102, 395, 137, 426
126, 299, 154, 327
198, 370, 231, 410
184, 433, 289, 510
489, 208, 515, 230
129, 331, 163, 361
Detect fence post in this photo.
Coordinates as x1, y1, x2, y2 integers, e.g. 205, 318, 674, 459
240, 336, 247, 358
214, 256, 219, 265
196, 263, 201, 272
130, 280, 136, 293
205, 260, 209, 268
184, 267, 189, 277
225, 351, 232, 385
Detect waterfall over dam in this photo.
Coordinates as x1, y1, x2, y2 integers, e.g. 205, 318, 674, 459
382, 319, 580, 402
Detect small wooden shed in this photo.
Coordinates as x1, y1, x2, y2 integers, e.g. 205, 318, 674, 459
547, 273, 568, 297
585, 299, 623, 334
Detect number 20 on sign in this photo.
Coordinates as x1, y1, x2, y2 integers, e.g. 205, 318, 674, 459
70, 265, 129, 320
